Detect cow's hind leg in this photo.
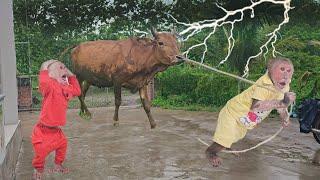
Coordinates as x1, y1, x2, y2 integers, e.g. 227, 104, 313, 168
113, 85, 122, 126
139, 85, 156, 129
78, 80, 92, 120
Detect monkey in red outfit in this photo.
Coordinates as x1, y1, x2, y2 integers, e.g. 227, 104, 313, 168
32, 60, 81, 180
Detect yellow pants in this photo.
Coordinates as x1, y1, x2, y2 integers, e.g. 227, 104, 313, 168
213, 107, 248, 148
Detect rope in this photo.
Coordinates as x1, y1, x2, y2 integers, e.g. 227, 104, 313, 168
180, 57, 295, 153
182, 57, 280, 93
197, 101, 293, 154
312, 128, 320, 133
223, 130, 284, 153
227, 103, 293, 153
198, 127, 284, 153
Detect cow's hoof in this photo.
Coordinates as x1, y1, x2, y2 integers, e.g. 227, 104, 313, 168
79, 111, 92, 120
113, 121, 119, 127
150, 124, 156, 129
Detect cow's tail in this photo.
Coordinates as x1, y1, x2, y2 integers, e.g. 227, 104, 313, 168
58, 44, 78, 71
58, 44, 78, 60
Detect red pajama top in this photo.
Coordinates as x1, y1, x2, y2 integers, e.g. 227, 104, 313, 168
38, 70, 81, 126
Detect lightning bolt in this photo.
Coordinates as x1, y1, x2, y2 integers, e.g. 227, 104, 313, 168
133, 29, 149, 37
171, 0, 293, 77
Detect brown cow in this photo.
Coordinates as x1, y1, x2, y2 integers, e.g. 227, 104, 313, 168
70, 28, 182, 128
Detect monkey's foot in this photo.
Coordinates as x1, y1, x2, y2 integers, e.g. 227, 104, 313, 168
53, 164, 69, 174
206, 148, 222, 167
32, 169, 43, 180
207, 155, 222, 167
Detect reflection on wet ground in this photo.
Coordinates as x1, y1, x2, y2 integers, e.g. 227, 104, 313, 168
16, 107, 320, 180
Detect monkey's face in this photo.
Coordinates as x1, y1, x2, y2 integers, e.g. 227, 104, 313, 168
48, 61, 69, 85
270, 62, 293, 90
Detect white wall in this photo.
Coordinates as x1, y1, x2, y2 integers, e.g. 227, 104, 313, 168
0, 0, 19, 125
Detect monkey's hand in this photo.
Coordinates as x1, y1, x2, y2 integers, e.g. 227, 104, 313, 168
282, 92, 296, 106
278, 108, 290, 128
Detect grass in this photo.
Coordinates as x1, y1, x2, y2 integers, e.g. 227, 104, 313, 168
152, 97, 221, 112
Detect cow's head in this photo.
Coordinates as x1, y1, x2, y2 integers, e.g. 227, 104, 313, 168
151, 28, 183, 65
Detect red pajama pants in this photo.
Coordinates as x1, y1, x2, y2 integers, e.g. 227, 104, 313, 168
31, 123, 67, 172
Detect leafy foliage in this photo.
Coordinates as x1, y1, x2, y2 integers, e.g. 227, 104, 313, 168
12, 0, 320, 110
155, 66, 238, 108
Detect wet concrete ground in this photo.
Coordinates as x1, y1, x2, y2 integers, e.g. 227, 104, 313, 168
15, 107, 320, 180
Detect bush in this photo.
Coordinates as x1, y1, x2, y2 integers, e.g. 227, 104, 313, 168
154, 66, 239, 109
195, 74, 238, 106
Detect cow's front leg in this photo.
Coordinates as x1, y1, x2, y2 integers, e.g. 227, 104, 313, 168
113, 85, 122, 126
139, 85, 156, 129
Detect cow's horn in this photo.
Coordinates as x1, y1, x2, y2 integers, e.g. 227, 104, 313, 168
171, 27, 177, 34
151, 27, 158, 39
171, 26, 180, 37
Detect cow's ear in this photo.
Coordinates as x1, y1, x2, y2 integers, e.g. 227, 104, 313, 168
151, 27, 158, 39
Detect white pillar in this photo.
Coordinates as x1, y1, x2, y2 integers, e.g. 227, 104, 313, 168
0, 0, 19, 125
